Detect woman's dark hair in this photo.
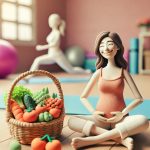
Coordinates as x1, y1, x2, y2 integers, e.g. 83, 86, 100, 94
95, 31, 127, 70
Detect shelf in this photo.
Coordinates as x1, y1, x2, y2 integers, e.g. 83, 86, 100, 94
139, 31, 150, 74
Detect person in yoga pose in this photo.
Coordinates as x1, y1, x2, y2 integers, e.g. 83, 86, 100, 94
68, 31, 149, 150
30, 13, 91, 74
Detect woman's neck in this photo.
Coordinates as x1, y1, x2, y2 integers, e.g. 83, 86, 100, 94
51, 26, 59, 31
106, 58, 116, 68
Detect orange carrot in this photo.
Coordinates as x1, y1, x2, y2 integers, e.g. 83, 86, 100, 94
23, 105, 49, 123
35, 105, 49, 114
23, 110, 38, 123
10, 99, 24, 122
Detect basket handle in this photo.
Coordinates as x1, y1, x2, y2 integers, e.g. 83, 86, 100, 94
6, 70, 64, 122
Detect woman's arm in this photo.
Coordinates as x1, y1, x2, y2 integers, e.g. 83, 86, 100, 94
122, 69, 143, 116
80, 69, 100, 113
36, 44, 50, 51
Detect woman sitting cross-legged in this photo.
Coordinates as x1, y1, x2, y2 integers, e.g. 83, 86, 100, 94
68, 31, 149, 150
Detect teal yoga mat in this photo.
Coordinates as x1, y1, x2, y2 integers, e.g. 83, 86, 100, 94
19, 77, 91, 84
64, 96, 150, 119
0, 94, 5, 109
0, 95, 150, 119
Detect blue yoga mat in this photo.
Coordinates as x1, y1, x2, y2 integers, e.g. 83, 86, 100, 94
0, 95, 150, 119
0, 94, 5, 109
64, 96, 150, 119
19, 77, 91, 84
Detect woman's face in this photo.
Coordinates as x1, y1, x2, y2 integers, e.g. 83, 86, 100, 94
48, 15, 61, 29
99, 37, 118, 59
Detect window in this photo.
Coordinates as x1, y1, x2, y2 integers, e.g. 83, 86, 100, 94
0, 0, 36, 45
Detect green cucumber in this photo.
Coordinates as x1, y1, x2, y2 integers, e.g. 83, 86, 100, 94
23, 94, 36, 110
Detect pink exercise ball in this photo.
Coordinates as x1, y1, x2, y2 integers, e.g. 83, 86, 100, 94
0, 40, 18, 78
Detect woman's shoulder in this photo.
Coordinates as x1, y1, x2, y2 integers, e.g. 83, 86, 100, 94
122, 68, 128, 73
92, 68, 101, 77
46, 31, 61, 41
122, 68, 131, 78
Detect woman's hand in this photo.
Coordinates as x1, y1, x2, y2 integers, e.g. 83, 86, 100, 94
36, 45, 44, 51
93, 111, 107, 122
107, 111, 124, 123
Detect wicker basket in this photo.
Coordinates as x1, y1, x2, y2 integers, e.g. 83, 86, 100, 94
6, 70, 65, 144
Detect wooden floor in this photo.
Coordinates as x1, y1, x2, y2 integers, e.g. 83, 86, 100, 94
0, 72, 150, 150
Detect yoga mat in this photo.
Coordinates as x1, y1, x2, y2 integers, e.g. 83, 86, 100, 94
19, 76, 91, 84
0, 95, 150, 119
0, 94, 5, 109
64, 96, 150, 119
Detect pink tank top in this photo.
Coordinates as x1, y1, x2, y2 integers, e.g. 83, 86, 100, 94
96, 68, 126, 118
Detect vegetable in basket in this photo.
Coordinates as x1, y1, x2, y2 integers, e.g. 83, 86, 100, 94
5, 85, 33, 108
33, 87, 49, 99
45, 97, 63, 109
33, 87, 50, 105
10, 99, 24, 122
52, 93, 57, 99
23, 109, 38, 123
23, 94, 36, 111
38, 112, 53, 122
35, 105, 49, 114
49, 108, 61, 119
23, 105, 51, 123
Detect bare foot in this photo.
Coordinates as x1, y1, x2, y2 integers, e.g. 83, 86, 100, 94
71, 137, 134, 150
71, 137, 96, 149
121, 137, 134, 150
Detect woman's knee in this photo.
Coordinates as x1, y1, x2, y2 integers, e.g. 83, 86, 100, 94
68, 116, 86, 132
126, 115, 149, 136
124, 115, 149, 128
115, 115, 149, 139
135, 115, 149, 129
68, 116, 95, 136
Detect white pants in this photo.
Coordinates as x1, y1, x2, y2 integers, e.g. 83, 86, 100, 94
69, 115, 149, 139
30, 51, 90, 74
